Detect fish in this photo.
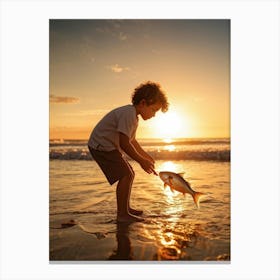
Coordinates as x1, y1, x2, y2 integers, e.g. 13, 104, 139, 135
159, 171, 204, 208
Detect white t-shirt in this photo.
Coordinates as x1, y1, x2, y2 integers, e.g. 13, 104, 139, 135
88, 104, 138, 151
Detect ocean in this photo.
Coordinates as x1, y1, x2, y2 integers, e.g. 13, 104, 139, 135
49, 138, 230, 261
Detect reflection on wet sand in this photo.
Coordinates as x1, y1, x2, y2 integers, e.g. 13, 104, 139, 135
108, 223, 132, 260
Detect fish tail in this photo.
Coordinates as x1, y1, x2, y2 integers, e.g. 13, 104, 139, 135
192, 191, 204, 208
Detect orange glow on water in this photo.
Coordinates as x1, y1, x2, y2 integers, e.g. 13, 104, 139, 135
164, 145, 176, 152
159, 161, 178, 172
163, 138, 173, 143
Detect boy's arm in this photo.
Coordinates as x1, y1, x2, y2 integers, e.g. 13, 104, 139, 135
119, 133, 157, 175
131, 138, 155, 164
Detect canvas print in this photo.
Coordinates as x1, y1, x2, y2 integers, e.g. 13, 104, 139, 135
49, 19, 230, 261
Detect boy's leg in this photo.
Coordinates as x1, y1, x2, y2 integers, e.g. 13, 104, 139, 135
126, 168, 143, 216
88, 147, 143, 222
116, 173, 144, 222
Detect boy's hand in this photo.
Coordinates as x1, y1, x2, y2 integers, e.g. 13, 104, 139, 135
119, 133, 158, 175
145, 154, 155, 165
140, 158, 158, 175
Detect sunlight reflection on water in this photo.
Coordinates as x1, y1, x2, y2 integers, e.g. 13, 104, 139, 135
153, 160, 191, 259
164, 145, 175, 151
158, 160, 181, 173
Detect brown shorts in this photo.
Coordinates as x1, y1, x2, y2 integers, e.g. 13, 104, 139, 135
88, 145, 134, 185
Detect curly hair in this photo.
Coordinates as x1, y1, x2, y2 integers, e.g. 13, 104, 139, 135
131, 81, 169, 112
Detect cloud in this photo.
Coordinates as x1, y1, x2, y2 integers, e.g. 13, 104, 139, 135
96, 21, 128, 42
79, 36, 96, 63
95, 27, 110, 34
119, 32, 127, 41
107, 64, 130, 73
50, 95, 80, 104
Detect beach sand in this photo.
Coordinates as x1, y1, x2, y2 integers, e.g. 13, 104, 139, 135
50, 159, 230, 261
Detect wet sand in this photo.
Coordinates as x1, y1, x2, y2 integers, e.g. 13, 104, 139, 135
50, 216, 230, 261
50, 160, 230, 261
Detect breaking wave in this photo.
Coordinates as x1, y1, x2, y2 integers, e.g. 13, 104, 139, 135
49, 138, 230, 162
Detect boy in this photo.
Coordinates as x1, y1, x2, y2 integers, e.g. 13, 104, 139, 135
88, 81, 169, 223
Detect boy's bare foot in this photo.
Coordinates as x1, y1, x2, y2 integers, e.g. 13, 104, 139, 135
117, 213, 144, 223
129, 208, 143, 216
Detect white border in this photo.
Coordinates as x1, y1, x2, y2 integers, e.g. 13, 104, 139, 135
1, 0, 279, 279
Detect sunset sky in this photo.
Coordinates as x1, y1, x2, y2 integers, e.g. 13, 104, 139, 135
50, 19, 230, 140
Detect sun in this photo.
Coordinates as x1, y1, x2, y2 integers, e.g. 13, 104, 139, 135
152, 110, 183, 139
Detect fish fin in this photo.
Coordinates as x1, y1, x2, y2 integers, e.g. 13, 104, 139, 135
192, 191, 204, 208
167, 177, 175, 192
164, 183, 168, 189
168, 176, 173, 185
